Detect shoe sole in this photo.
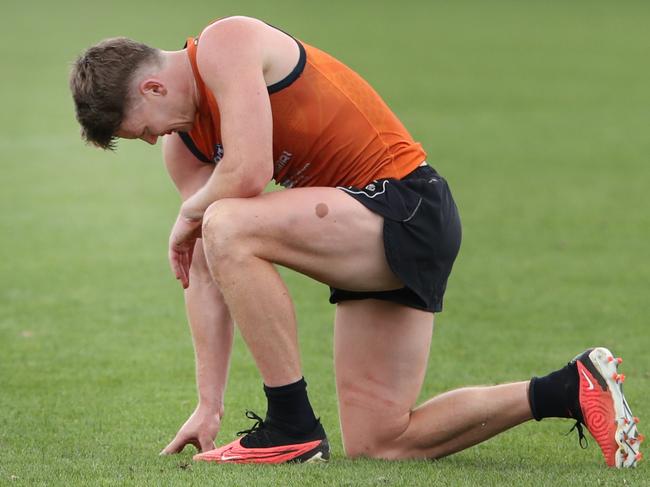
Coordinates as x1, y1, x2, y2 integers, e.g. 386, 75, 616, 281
195, 438, 330, 464
290, 438, 330, 464
303, 451, 329, 463
585, 347, 642, 468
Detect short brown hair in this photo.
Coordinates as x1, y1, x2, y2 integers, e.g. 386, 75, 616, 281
70, 37, 160, 150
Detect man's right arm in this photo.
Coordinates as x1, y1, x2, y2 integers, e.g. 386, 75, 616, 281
160, 133, 235, 454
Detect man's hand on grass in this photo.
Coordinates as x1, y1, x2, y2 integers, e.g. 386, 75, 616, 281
160, 406, 222, 454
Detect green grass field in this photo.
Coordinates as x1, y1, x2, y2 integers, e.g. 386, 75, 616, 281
1, 0, 649, 485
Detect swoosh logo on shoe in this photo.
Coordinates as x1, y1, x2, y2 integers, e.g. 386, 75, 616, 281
221, 453, 243, 461
581, 369, 595, 390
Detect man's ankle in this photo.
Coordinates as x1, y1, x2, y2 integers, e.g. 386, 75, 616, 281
264, 377, 318, 435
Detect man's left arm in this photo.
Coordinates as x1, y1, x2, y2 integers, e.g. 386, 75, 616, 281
181, 19, 274, 219
168, 19, 274, 285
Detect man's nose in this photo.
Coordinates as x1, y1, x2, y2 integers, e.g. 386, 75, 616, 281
142, 134, 159, 145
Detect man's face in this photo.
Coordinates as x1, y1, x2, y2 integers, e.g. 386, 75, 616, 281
116, 80, 194, 145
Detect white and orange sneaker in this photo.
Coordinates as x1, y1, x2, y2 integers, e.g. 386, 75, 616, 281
571, 347, 643, 467
194, 411, 330, 464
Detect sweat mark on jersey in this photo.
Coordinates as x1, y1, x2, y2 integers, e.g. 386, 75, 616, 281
315, 203, 329, 218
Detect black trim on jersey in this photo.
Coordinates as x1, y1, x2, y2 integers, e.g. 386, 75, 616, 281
179, 38, 212, 164
267, 40, 306, 94
178, 132, 212, 163
178, 23, 306, 164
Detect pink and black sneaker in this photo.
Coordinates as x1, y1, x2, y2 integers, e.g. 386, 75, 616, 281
194, 411, 330, 464
570, 347, 643, 467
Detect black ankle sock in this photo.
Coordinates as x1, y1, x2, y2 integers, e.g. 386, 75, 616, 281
264, 377, 318, 436
529, 361, 580, 421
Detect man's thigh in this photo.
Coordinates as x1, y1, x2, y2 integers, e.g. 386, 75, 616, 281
334, 299, 434, 456
207, 187, 402, 291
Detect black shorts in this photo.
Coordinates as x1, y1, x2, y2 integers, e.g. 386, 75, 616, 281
330, 164, 462, 313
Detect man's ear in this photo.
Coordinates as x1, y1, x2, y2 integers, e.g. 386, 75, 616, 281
140, 79, 167, 96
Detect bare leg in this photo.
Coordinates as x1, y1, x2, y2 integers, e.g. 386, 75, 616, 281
200, 188, 402, 387
393, 383, 531, 459
204, 249, 302, 387
201, 187, 532, 460
335, 299, 532, 459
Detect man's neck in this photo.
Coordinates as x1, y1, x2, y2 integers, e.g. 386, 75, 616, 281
161, 49, 200, 110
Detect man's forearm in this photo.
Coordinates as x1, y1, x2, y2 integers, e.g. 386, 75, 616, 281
180, 156, 272, 221
184, 242, 234, 414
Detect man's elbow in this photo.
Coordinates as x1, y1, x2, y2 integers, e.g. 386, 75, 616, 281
242, 176, 270, 197
235, 162, 273, 197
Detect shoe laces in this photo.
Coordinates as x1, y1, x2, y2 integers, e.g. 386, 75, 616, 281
236, 410, 277, 448
236, 410, 266, 436
566, 420, 589, 449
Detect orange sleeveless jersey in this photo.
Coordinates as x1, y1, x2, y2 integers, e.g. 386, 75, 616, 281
179, 30, 426, 189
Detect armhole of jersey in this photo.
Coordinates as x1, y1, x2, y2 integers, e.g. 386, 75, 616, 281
266, 38, 307, 94
179, 21, 305, 164
189, 21, 306, 96
178, 132, 213, 164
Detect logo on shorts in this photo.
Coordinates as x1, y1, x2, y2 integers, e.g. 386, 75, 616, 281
365, 183, 376, 192
213, 143, 224, 163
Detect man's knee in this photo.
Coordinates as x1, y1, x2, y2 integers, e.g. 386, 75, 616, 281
202, 199, 255, 270
342, 435, 405, 460
343, 438, 381, 459
338, 389, 412, 459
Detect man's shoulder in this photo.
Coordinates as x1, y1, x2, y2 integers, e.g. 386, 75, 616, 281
198, 16, 265, 52
194, 16, 266, 80
195, 16, 300, 92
